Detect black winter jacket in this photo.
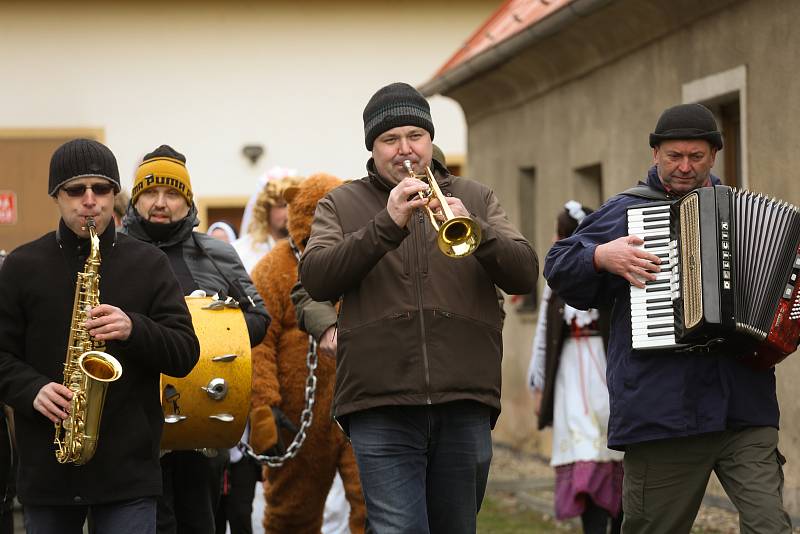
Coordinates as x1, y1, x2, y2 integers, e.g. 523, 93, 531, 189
0, 221, 199, 505
123, 205, 269, 347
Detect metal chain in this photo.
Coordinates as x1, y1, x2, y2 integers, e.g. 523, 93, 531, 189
242, 336, 318, 467
243, 237, 318, 467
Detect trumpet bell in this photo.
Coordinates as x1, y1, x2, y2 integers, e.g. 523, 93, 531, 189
438, 216, 481, 258
403, 159, 483, 258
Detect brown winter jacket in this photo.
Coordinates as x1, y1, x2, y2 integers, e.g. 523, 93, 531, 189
299, 160, 539, 429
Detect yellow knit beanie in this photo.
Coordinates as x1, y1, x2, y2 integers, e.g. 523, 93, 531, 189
132, 145, 193, 205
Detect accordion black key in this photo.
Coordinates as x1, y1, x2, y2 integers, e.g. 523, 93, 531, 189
627, 185, 800, 367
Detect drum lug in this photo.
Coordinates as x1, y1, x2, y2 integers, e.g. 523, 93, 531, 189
201, 378, 228, 400
164, 414, 187, 424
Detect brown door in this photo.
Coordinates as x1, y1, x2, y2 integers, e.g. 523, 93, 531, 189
0, 131, 103, 253
206, 206, 245, 241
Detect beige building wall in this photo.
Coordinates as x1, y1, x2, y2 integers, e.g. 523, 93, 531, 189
439, 0, 800, 512
0, 0, 499, 203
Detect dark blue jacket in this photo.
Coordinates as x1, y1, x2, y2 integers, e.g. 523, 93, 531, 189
544, 166, 779, 449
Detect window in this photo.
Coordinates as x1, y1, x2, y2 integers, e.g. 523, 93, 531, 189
573, 163, 603, 211
516, 166, 538, 312
714, 100, 741, 188
683, 65, 747, 188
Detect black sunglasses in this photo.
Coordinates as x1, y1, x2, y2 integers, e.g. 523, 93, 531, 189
61, 183, 116, 197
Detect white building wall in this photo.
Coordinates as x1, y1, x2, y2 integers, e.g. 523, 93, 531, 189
0, 0, 499, 198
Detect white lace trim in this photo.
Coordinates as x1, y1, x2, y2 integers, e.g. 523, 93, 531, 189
563, 304, 598, 328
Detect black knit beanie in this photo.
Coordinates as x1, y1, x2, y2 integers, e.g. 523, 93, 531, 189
363, 82, 435, 150
48, 138, 121, 196
142, 144, 186, 163
649, 103, 723, 150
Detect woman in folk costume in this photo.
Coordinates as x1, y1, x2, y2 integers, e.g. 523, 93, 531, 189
528, 201, 624, 534
248, 173, 365, 534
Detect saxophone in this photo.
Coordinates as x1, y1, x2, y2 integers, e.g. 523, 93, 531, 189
54, 217, 123, 465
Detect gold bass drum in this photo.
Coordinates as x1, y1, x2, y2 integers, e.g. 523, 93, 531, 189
160, 296, 251, 451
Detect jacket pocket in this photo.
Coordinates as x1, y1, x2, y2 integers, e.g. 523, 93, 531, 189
620, 350, 688, 432
336, 311, 422, 403
425, 309, 502, 397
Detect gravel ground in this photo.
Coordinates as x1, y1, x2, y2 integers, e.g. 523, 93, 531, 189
8, 444, 798, 533
487, 443, 800, 533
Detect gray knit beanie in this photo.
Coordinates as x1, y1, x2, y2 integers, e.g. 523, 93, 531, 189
363, 82, 434, 151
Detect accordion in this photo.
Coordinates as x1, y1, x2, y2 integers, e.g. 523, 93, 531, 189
628, 185, 800, 367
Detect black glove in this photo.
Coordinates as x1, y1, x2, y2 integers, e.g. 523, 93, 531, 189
249, 406, 299, 457
269, 406, 299, 457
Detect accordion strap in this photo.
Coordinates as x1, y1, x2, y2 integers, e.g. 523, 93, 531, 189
620, 183, 671, 201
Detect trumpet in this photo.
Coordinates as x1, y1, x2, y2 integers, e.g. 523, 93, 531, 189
403, 160, 481, 258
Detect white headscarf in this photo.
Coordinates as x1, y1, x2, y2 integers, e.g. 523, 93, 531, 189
207, 221, 237, 243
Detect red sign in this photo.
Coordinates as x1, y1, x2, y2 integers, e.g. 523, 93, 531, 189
0, 191, 17, 225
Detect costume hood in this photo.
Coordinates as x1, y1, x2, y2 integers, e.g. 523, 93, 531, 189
284, 173, 343, 252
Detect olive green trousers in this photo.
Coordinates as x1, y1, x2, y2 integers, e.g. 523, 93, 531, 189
622, 426, 792, 534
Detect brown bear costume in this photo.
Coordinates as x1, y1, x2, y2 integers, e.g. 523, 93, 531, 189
250, 173, 365, 534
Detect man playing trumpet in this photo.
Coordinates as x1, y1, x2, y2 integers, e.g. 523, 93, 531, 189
299, 82, 538, 533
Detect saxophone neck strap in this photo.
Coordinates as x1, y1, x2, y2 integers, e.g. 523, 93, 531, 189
55, 219, 118, 249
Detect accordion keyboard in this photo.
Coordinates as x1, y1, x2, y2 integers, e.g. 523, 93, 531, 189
628, 203, 681, 349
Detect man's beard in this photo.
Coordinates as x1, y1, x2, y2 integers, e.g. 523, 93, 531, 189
276, 227, 289, 239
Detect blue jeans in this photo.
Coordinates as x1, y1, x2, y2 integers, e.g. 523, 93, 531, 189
348, 401, 493, 534
24, 497, 156, 534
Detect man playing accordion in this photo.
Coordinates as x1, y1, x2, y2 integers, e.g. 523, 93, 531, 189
545, 104, 793, 534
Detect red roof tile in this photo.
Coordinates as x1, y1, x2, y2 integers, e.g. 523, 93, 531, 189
434, 0, 577, 77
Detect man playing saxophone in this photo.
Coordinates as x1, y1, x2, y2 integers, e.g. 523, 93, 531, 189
0, 139, 200, 534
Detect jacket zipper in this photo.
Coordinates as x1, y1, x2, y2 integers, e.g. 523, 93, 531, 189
2, 415, 11, 507
413, 209, 432, 404
333, 298, 342, 341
